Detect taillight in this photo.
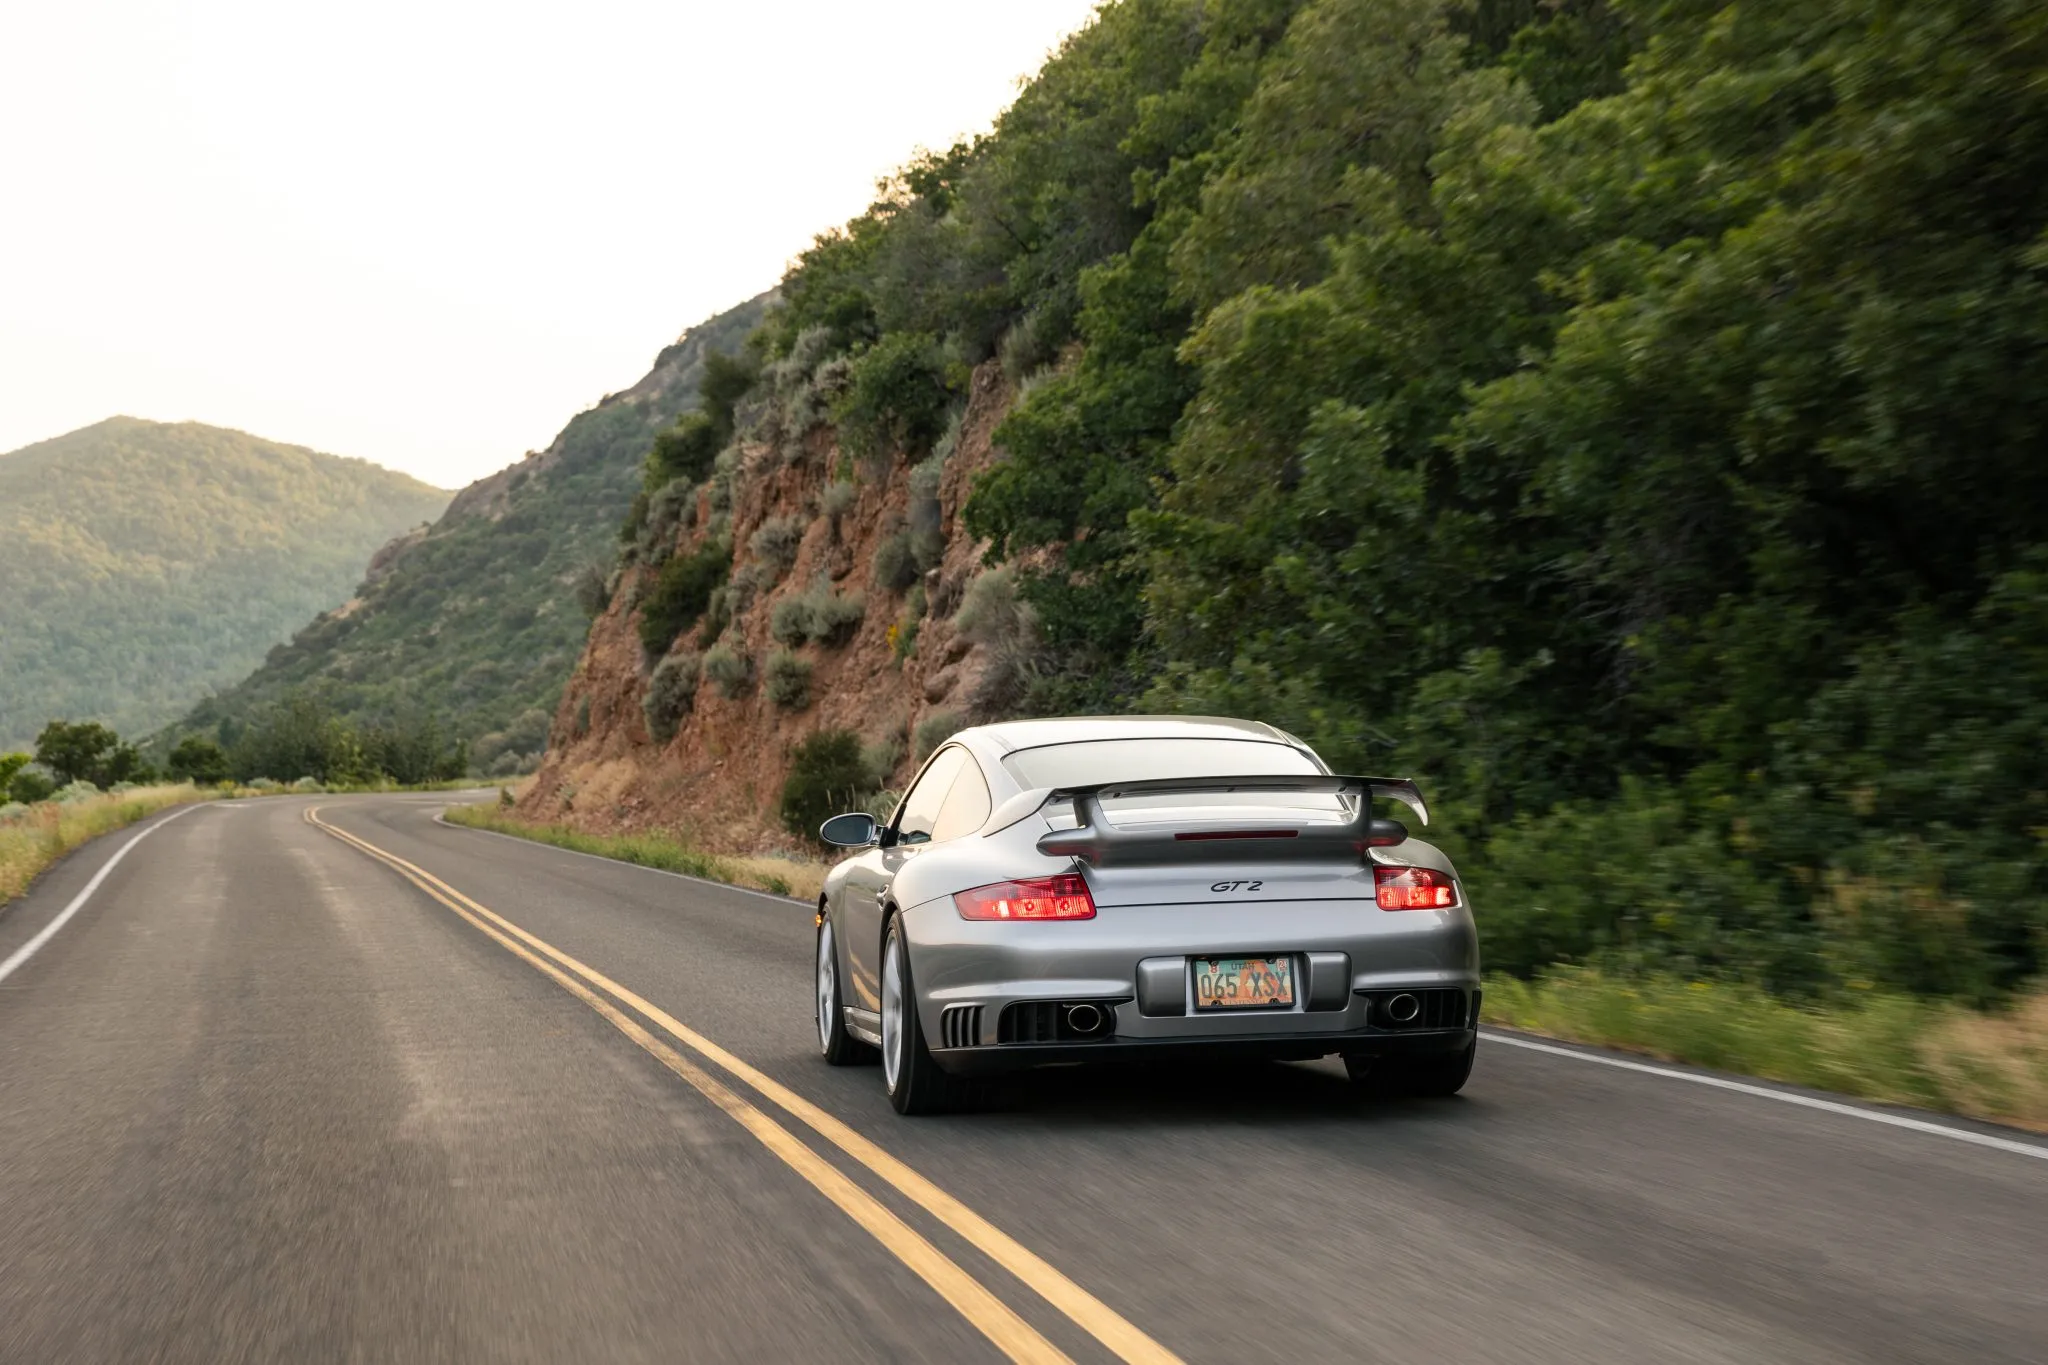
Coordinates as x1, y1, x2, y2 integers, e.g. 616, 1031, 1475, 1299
954, 874, 1097, 921
1374, 866, 1458, 910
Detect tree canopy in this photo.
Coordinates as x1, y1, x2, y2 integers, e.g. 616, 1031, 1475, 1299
736, 0, 2048, 1001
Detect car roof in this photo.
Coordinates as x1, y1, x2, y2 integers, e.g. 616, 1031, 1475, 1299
957, 715, 1305, 756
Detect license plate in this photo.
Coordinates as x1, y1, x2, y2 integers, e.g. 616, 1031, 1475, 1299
1193, 956, 1295, 1010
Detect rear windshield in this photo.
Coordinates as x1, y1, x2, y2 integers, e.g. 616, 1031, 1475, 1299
1000, 738, 1322, 790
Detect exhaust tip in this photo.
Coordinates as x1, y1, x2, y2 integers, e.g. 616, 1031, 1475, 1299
1385, 992, 1421, 1024
1064, 1002, 1105, 1035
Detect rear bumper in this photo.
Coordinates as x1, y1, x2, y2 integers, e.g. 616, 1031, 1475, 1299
901, 892, 1480, 1072
933, 1020, 1476, 1076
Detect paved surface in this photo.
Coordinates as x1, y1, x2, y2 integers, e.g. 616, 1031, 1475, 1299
0, 793, 2042, 1363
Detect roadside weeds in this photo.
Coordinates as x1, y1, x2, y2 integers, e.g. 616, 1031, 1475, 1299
442, 804, 827, 903
1484, 968, 2048, 1134
0, 785, 212, 906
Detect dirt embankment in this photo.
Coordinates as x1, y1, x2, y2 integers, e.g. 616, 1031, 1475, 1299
522, 362, 1022, 852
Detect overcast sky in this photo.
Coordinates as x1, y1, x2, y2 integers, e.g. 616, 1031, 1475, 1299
1, 0, 1102, 488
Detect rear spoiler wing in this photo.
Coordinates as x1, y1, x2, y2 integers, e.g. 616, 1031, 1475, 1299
990, 774, 1428, 868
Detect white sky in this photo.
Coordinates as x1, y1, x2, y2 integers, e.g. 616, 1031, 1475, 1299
0, 0, 1103, 488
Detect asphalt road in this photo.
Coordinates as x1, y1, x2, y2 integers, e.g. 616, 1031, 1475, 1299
1, 794, 2042, 1364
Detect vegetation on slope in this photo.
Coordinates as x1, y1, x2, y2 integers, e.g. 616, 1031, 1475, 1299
633, 0, 2047, 1011
169, 295, 769, 775
0, 418, 448, 749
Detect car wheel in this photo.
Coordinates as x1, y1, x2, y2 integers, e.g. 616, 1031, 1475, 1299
816, 914, 874, 1066
1346, 1039, 1476, 1099
880, 916, 973, 1115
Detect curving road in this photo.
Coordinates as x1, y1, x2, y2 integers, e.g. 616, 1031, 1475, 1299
0, 793, 2042, 1363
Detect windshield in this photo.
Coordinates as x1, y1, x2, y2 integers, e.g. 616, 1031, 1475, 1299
1000, 738, 1322, 789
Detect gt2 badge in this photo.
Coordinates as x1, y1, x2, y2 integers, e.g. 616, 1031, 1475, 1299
1210, 880, 1263, 893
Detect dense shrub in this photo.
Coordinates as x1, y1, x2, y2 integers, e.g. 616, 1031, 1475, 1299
764, 650, 813, 710
704, 644, 752, 698
833, 332, 958, 459
637, 538, 730, 661
871, 530, 921, 592
573, 561, 613, 617
642, 651, 702, 744
166, 736, 229, 784
747, 515, 805, 582
7, 767, 57, 804
820, 480, 858, 523
644, 412, 723, 492
636, 479, 696, 564
778, 728, 873, 843
771, 582, 866, 648
913, 710, 961, 762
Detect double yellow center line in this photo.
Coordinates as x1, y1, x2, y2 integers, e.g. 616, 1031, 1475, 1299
306, 806, 1180, 1365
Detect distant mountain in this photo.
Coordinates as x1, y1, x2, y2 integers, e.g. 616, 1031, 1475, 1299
0, 419, 449, 750
172, 294, 771, 773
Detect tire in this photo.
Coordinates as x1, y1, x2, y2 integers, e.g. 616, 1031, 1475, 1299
880, 916, 975, 1115
816, 913, 874, 1066
1346, 1039, 1476, 1099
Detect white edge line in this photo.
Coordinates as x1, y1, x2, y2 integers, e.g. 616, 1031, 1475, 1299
1480, 1030, 2048, 1162
428, 810, 812, 906
0, 803, 210, 986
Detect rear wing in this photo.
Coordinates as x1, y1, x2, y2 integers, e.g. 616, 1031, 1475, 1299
997, 774, 1428, 868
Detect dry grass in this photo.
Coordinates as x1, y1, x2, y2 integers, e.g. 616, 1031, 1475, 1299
0, 785, 212, 906
1485, 967, 2048, 1133
443, 804, 826, 902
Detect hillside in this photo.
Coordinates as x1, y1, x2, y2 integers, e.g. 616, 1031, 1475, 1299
171, 294, 770, 773
0, 419, 448, 749
532, 0, 2047, 1010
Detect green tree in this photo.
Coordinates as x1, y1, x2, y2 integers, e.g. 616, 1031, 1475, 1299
779, 729, 871, 842
167, 736, 230, 784
34, 721, 118, 786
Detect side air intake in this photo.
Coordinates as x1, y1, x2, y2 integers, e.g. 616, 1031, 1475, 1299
939, 1003, 983, 1049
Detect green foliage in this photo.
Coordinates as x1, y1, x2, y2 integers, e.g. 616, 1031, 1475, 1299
642, 651, 702, 744
778, 728, 870, 842
770, 581, 866, 648
636, 537, 731, 662
166, 736, 229, 785
0, 418, 449, 749
750, 0, 2048, 1001
7, 766, 57, 805
832, 332, 960, 459
871, 530, 921, 593
0, 753, 28, 792
168, 295, 768, 767
638, 345, 758, 499
747, 515, 806, 581
644, 412, 724, 493
224, 692, 465, 785
34, 721, 151, 787
704, 644, 752, 698
913, 710, 962, 762
763, 650, 813, 710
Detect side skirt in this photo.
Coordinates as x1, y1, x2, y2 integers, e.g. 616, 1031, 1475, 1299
844, 1006, 883, 1047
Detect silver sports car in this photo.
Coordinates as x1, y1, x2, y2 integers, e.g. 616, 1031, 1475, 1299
814, 716, 1481, 1114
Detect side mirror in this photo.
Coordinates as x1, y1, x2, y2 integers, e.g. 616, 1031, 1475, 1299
819, 812, 880, 848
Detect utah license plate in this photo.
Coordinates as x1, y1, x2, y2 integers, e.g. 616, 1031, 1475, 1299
1193, 956, 1296, 1010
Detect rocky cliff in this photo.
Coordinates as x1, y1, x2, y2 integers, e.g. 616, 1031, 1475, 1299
523, 360, 1029, 851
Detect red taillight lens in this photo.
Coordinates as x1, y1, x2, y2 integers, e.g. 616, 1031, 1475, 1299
954, 874, 1097, 921
1374, 866, 1458, 910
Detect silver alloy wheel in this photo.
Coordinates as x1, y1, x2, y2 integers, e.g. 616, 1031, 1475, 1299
816, 920, 837, 1054
881, 930, 905, 1092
